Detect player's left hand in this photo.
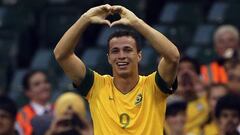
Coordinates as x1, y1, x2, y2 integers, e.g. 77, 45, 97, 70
110, 5, 140, 27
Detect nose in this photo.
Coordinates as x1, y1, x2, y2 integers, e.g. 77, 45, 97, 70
118, 50, 126, 59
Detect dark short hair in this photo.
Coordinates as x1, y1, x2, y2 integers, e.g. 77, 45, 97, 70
22, 70, 48, 91
166, 101, 187, 117
0, 95, 17, 118
180, 56, 200, 74
215, 94, 240, 119
107, 28, 142, 52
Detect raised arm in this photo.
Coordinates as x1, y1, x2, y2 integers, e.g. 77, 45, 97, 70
54, 4, 111, 86
111, 5, 180, 86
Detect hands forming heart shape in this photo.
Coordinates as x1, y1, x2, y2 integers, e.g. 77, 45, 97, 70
82, 4, 139, 27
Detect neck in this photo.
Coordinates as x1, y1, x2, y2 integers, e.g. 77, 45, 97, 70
113, 73, 139, 94
32, 100, 48, 106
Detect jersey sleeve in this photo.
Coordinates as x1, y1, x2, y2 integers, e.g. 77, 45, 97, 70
155, 71, 178, 95
147, 71, 178, 96
73, 68, 106, 100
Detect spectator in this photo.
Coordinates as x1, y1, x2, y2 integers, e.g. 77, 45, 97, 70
16, 70, 53, 135
0, 95, 18, 135
165, 99, 187, 135
214, 25, 239, 59
45, 92, 92, 135
177, 56, 203, 100
201, 25, 240, 85
177, 57, 209, 134
227, 61, 240, 94
214, 94, 240, 135
203, 84, 228, 135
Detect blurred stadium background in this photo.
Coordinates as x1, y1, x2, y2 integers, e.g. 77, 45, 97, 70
0, 0, 239, 106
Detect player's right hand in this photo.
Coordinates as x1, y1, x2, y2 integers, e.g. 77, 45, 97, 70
82, 4, 112, 26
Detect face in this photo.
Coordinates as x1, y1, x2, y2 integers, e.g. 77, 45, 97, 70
166, 111, 186, 133
0, 110, 15, 135
228, 65, 240, 92
108, 36, 142, 78
178, 61, 196, 74
26, 72, 51, 104
218, 109, 240, 134
208, 86, 227, 115
177, 61, 198, 101
214, 31, 239, 57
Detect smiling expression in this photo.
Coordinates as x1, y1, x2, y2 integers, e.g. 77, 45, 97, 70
108, 36, 142, 78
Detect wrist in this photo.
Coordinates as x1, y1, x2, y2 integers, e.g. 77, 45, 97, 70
131, 18, 143, 29
79, 14, 92, 25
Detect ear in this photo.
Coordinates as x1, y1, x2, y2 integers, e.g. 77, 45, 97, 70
137, 51, 142, 62
107, 53, 112, 65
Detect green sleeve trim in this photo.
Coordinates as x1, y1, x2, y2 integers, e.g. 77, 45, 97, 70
73, 68, 94, 96
155, 72, 178, 94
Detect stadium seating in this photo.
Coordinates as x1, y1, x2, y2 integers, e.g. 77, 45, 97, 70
224, 4, 240, 27
81, 47, 105, 69
0, 0, 239, 100
207, 2, 228, 23
39, 6, 81, 48
9, 69, 28, 106
139, 47, 158, 75
192, 24, 216, 47
159, 2, 203, 25
97, 27, 119, 47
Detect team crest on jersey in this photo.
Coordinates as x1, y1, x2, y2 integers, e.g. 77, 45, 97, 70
135, 93, 143, 106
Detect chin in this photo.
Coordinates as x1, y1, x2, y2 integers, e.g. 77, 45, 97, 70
40, 93, 51, 102
117, 70, 131, 78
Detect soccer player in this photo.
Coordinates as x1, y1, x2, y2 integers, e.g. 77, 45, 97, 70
54, 4, 180, 135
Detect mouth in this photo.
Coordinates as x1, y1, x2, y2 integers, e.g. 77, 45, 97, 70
116, 62, 129, 69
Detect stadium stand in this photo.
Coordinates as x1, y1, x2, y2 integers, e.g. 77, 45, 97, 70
0, 0, 239, 109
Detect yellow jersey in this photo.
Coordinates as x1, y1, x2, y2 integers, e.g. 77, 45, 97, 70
76, 69, 177, 135
203, 121, 219, 135
185, 96, 209, 134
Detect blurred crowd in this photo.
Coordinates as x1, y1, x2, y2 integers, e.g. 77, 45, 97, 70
165, 25, 240, 135
1, 24, 240, 135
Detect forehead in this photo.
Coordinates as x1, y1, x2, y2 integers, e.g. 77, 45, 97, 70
221, 109, 239, 115
210, 86, 227, 96
0, 109, 11, 117
215, 31, 239, 41
29, 72, 46, 82
108, 36, 137, 50
179, 61, 195, 70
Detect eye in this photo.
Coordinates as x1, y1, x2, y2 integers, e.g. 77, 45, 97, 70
33, 81, 41, 87
124, 47, 133, 52
111, 48, 119, 54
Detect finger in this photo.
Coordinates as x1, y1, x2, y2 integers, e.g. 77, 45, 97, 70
111, 5, 123, 14
101, 4, 111, 12
110, 20, 123, 27
99, 20, 111, 26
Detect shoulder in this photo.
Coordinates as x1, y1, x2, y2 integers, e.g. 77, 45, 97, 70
145, 71, 178, 95
17, 104, 34, 119
92, 71, 112, 84
18, 104, 32, 113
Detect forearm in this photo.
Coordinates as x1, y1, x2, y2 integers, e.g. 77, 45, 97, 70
54, 15, 90, 60
132, 19, 180, 62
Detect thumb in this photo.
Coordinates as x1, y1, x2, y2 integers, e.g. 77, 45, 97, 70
99, 19, 111, 26
110, 19, 123, 27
